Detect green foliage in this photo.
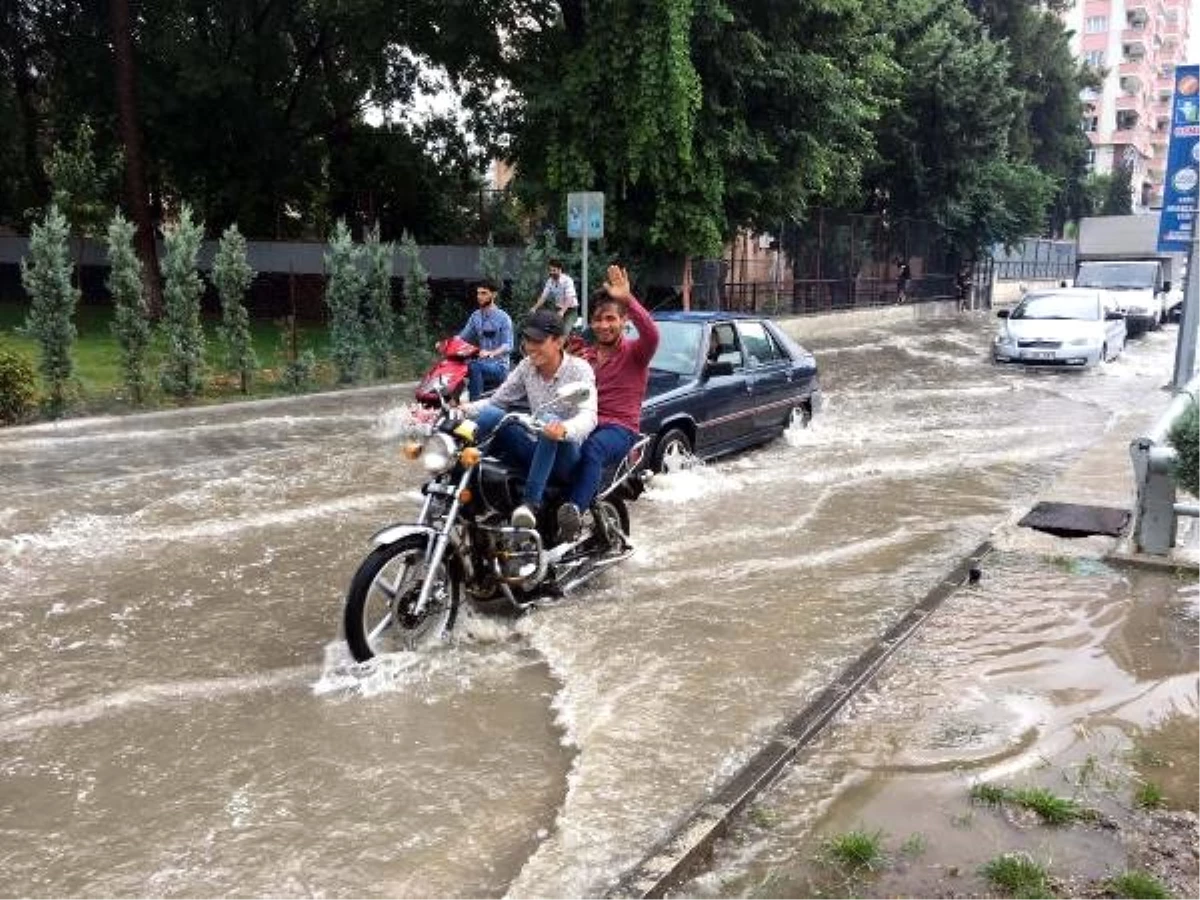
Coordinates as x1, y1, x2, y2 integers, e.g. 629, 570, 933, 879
396, 231, 432, 370
158, 204, 207, 398
0, 344, 37, 424
478, 234, 505, 288
981, 851, 1052, 898
970, 782, 1009, 806
44, 119, 122, 240
212, 223, 257, 393
323, 219, 366, 384
1105, 870, 1169, 899
1133, 779, 1165, 809
106, 210, 153, 405
511, 236, 551, 328
1166, 394, 1198, 497
819, 828, 887, 872
1101, 163, 1134, 216
1007, 786, 1083, 825
19, 204, 78, 416
280, 349, 318, 392
361, 222, 396, 378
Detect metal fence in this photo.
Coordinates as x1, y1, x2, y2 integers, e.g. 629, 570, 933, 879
989, 237, 1076, 282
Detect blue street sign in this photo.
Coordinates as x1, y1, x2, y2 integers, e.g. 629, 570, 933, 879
1157, 64, 1199, 253
566, 191, 604, 241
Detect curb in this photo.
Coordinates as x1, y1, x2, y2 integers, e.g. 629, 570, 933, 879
606, 541, 994, 899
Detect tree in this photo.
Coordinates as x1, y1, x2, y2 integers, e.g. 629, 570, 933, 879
212, 223, 258, 393
44, 120, 123, 287
1101, 161, 1134, 215
397, 231, 432, 372
361, 222, 396, 378
159, 204, 207, 398
504, 0, 890, 258
106, 209, 152, 405
109, 0, 162, 314
862, 1, 1055, 255
19, 204, 78, 416
324, 219, 366, 383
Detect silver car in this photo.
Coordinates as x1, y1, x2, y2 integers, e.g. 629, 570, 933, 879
992, 288, 1127, 368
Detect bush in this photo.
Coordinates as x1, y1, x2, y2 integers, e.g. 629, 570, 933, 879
0, 345, 38, 425
1167, 394, 1198, 497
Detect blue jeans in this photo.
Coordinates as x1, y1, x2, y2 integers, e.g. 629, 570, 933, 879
474, 406, 581, 506
568, 424, 638, 510
467, 358, 507, 399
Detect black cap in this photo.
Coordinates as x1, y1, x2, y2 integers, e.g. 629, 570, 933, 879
522, 308, 564, 340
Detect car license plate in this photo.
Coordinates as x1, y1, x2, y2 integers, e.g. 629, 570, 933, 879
1025, 351, 1056, 360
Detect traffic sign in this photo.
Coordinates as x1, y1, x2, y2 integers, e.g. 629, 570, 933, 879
567, 192, 604, 241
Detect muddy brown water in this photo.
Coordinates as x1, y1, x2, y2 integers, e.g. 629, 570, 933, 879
0, 316, 1191, 898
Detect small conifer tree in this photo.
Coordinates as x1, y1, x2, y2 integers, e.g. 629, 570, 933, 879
19, 204, 78, 416
478, 234, 505, 290
361, 222, 396, 379
212, 223, 258, 393
397, 230, 432, 372
106, 210, 152, 405
324, 219, 366, 384
159, 204, 207, 398
512, 236, 550, 328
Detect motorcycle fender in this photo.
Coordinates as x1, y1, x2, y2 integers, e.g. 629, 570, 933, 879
370, 523, 440, 547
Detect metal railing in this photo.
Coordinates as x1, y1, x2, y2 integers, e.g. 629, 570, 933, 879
1128, 376, 1200, 555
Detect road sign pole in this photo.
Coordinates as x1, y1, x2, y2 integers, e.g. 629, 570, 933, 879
1172, 237, 1198, 389
581, 200, 589, 327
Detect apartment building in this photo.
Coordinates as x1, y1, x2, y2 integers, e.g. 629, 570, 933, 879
1063, 0, 1192, 209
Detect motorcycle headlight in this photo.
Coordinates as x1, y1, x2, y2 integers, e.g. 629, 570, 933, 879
421, 432, 458, 474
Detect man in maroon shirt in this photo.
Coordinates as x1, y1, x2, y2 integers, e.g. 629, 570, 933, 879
558, 265, 660, 542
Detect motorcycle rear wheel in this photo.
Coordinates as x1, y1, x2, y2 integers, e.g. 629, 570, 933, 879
343, 535, 460, 662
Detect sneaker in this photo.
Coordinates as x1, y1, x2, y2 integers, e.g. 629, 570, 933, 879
511, 504, 538, 529
556, 502, 582, 543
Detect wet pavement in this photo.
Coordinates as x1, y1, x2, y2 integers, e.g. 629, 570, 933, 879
0, 308, 1195, 898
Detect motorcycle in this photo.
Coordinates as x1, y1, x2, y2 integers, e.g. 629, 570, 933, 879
414, 336, 479, 408
342, 382, 651, 662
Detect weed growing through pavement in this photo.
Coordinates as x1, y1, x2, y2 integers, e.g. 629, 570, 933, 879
1133, 780, 1164, 809
819, 827, 887, 873
1104, 869, 1169, 899
748, 805, 781, 829
981, 851, 1052, 898
1008, 786, 1084, 824
969, 781, 1009, 806
899, 832, 926, 857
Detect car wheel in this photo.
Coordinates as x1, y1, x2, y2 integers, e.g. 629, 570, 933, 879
652, 428, 695, 474
788, 403, 812, 430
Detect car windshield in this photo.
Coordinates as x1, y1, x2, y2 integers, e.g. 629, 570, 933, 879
650, 321, 704, 375
1011, 293, 1101, 321
1075, 261, 1158, 290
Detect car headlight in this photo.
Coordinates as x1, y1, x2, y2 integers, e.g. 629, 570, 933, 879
421, 432, 458, 474
993, 331, 1015, 347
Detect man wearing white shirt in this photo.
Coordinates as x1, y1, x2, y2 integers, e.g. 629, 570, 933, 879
532, 258, 579, 332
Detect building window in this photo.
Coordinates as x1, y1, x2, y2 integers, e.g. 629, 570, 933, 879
1085, 148, 1096, 171
1085, 16, 1108, 33
1082, 115, 1099, 133
1085, 50, 1106, 68
1117, 110, 1139, 131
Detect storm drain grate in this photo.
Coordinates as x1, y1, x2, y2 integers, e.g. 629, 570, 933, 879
1018, 502, 1130, 538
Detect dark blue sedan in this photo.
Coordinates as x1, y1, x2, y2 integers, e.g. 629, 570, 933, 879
639, 312, 822, 472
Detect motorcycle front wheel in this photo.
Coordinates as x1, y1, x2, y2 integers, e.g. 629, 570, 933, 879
342, 535, 460, 662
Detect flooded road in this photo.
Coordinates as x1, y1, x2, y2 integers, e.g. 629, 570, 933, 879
0, 315, 1187, 897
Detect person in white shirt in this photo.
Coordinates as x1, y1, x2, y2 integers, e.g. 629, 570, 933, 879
532, 258, 579, 333
462, 308, 596, 529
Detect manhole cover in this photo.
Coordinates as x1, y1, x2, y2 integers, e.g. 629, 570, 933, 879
1018, 502, 1130, 538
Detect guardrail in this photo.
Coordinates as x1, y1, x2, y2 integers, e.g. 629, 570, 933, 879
1129, 375, 1200, 555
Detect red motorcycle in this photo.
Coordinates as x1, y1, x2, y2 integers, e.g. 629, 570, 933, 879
415, 336, 479, 408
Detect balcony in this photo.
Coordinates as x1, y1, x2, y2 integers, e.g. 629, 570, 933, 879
1127, 5, 1150, 26
1120, 59, 1153, 81
1122, 35, 1148, 57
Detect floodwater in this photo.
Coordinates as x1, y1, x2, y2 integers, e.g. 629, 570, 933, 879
0, 315, 1189, 898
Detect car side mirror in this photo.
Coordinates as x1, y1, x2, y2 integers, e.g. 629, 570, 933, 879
996, 309, 1010, 319
1163, 281, 1172, 293
704, 360, 734, 378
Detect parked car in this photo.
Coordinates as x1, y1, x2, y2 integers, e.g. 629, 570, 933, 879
639, 312, 822, 472
992, 288, 1127, 369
